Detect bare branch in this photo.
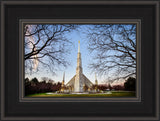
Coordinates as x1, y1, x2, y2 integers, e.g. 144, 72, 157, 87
25, 24, 77, 74
86, 24, 136, 81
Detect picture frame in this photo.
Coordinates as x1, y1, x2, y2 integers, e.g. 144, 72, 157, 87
20, 19, 141, 102
1, 0, 159, 120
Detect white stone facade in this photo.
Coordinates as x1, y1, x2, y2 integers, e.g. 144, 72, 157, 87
66, 41, 93, 92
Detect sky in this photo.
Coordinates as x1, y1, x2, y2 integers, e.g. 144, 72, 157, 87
25, 25, 104, 84
25, 24, 136, 85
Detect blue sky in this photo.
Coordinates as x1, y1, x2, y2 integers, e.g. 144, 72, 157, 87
25, 24, 136, 85
25, 25, 104, 84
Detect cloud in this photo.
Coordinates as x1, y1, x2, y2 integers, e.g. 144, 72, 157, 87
26, 25, 39, 70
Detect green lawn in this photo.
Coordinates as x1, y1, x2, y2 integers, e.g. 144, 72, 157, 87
26, 91, 136, 97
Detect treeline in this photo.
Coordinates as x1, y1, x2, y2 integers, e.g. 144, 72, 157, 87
95, 77, 136, 91
96, 84, 125, 91
25, 77, 136, 95
25, 77, 61, 96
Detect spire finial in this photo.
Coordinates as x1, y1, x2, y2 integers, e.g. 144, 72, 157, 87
78, 40, 80, 53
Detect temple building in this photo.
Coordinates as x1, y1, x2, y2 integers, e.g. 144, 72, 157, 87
64, 41, 95, 92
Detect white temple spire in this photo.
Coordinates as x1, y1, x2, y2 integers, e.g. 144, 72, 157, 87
78, 40, 80, 53
95, 72, 98, 85
95, 72, 97, 80
63, 72, 65, 82
66, 40, 94, 93
61, 72, 65, 92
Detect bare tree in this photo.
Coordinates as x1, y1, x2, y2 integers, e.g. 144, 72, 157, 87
24, 24, 76, 74
86, 24, 136, 82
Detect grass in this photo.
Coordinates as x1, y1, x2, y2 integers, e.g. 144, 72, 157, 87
26, 91, 136, 97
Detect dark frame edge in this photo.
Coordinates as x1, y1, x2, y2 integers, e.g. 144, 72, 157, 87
1, 0, 160, 120
1, 0, 160, 5
155, 1, 160, 120
1, 1, 5, 120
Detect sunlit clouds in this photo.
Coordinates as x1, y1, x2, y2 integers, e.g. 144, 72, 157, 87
25, 25, 39, 70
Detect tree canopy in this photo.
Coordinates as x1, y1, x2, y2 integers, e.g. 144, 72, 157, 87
25, 24, 76, 74
124, 77, 136, 91
85, 24, 136, 82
